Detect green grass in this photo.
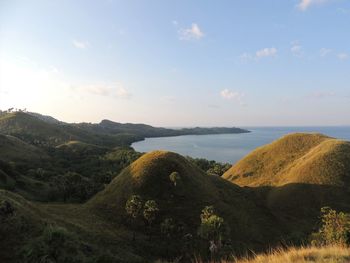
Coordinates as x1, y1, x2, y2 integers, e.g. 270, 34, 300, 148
0, 133, 48, 162
87, 151, 284, 257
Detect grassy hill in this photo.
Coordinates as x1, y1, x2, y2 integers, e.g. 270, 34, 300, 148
87, 151, 283, 258
223, 133, 350, 187
0, 133, 47, 162
223, 133, 350, 242
2, 125, 350, 262
0, 151, 284, 262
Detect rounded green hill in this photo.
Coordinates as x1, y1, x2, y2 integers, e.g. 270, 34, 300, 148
87, 150, 283, 251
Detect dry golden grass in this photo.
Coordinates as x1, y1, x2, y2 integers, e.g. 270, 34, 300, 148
234, 246, 350, 263
223, 133, 350, 187
191, 246, 350, 263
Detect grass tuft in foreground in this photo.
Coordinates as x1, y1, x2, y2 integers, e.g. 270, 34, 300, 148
234, 246, 350, 263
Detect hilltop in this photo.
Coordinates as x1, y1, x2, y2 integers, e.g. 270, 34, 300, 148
223, 133, 350, 187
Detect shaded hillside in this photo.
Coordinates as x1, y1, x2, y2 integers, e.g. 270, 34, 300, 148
1, 142, 350, 262
223, 133, 350, 187
87, 151, 283, 257
0, 134, 47, 162
0, 112, 142, 147
0, 151, 283, 262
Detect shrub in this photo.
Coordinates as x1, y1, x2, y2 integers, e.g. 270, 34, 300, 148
143, 200, 159, 226
20, 225, 88, 263
310, 207, 350, 246
169, 172, 181, 187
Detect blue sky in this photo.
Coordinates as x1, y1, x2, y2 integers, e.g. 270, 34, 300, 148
0, 0, 350, 126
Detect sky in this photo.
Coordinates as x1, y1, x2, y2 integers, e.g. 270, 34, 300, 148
0, 0, 350, 126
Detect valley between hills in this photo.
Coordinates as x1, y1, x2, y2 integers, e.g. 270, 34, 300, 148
1, 110, 350, 262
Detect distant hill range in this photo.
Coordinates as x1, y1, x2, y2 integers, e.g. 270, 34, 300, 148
0, 111, 249, 147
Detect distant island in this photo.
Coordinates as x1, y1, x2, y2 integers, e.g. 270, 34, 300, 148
0, 109, 250, 148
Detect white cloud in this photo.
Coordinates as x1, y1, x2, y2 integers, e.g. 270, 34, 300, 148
256, 47, 277, 58
297, 0, 330, 11
320, 48, 332, 57
178, 23, 204, 40
240, 47, 277, 62
72, 40, 90, 49
73, 83, 131, 99
337, 53, 349, 60
291, 41, 303, 57
220, 89, 245, 105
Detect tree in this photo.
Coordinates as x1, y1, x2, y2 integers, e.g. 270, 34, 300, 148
198, 206, 228, 260
169, 172, 181, 187
310, 207, 350, 246
143, 200, 159, 240
143, 200, 159, 226
125, 195, 143, 241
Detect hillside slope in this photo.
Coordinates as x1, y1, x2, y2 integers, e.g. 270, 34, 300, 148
87, 151, 283, 256
0, 112, 141, 147
0, 134, 47, 162
223, 133, 350, 240
223, 133, 350, 187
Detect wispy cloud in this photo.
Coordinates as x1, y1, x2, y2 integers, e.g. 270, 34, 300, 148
297, 0, 330, 11
239, 52, 254, 62
178, 23, 204, 40
307, 91, 336, 99
72, 83, 131, 99
256, 47, 277, 58
290, 41, 303, 57
337, 53, 349, 60
320, 48, 332, 57
240, 47, 277, 62
220, 89, 245, 105
72, 40, 90, 49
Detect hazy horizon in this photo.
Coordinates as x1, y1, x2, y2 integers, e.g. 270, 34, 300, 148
1, 0, 350, 126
